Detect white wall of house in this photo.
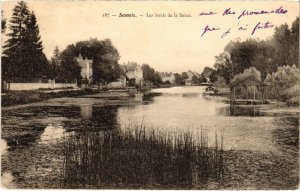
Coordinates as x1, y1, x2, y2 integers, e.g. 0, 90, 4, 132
126, 68, 143, 85
9, 83, 54, 90
76, 54, 93, 83
107, 79, 126, 88
55, 83, 77, 89
162, 75, 175, 84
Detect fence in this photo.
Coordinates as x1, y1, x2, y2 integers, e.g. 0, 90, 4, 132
3, 80, 78, 91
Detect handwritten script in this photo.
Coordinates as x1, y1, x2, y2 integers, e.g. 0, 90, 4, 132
199, 6, 287, 38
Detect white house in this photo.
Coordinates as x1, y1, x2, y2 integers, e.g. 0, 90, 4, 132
159, 72, 175, 84
107, 61, 144, 88
76, 54, 93, 83
122, 61, 143, 86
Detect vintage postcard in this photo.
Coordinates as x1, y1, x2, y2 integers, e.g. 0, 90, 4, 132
1, 0, 299, 189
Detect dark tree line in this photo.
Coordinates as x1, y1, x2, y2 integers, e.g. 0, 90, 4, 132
174, 72, 205, 86
211, 17, 299, 84
2, 1, 48, 82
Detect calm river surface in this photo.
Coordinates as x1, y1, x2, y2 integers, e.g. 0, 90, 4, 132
1, 86, 299, 188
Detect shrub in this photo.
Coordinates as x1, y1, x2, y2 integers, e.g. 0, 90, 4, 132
265, 65, 300, 102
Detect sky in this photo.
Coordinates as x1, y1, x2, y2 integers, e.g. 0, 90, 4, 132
1, 1, 299, 73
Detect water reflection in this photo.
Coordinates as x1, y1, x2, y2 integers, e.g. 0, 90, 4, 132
80, 104, 93, 118
229, 105, 263, 116
91, 106, 119, 127
4, 131, 44, 151
39, 123, 66, 143
217, 105, 264, 117
117, 87, 298, 152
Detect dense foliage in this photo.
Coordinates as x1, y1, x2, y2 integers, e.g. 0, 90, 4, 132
213, 17, 299, 84
141, 64, 162, 85
212, 17, 299, 103
2, 1, 48, 82
53, 38, 122, 84
230, 67, 261, 84
265, 65, 300, 102
213, 76, 227, 88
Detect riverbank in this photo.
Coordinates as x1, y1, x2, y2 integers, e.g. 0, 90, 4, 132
1, 88, 138, 107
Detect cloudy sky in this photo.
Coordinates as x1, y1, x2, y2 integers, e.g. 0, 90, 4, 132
2, 1, 299, 73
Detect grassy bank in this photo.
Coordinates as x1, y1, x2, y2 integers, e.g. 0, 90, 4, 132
61, 127, 225, 189
1, 88, 102, 107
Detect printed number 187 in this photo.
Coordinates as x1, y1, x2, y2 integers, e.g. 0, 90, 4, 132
102, 13, 110, 18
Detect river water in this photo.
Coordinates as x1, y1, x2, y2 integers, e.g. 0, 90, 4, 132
1, 86, 299, 188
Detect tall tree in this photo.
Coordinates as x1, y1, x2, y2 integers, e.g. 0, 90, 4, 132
141, 64, 162, 85
191, 75, 200, 85
48, 46, 61, 80
52, 46, 61, 59
272, 24, 292, 69
58, 44, 81, 83
1, 10, 6, 33
213, 52, 233, 84
289, 17, 299, 66
2, 1, 31, 81
26, 12, 48, 78
2, 1, 48, 81
92, 39, 122, 84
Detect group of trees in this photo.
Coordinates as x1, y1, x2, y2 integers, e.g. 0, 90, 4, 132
2, 1, 48, 82
211, 17, 299, 83
141, 64, 162, 86
174, 72, 188, 85
50, 38, 123, 84
174, 72, 206, 86
2, 1, 124, 85
265, 65, 300, 102
210, 17, 299, 102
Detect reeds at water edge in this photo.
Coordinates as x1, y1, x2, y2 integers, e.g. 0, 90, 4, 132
61, 125, 225, 189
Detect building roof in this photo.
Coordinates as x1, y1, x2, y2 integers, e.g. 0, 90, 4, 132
122, 62, 141, 72
76, 54, 93, 68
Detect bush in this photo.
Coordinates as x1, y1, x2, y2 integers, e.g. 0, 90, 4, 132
265, 65, 300, 102
231, 67, 261, 84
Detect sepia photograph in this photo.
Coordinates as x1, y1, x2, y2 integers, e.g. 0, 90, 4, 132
1, 0, 299, 189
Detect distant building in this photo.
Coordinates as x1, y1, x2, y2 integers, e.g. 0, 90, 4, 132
185, 70, 201, 86
122, 61, 143, 86
201, 67, 215, 83
107, 61, 143, 88
76, 54, 93, 84
159, 72, 175, 84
